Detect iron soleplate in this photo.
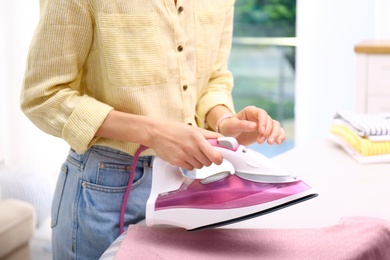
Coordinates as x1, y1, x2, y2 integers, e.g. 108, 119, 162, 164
188, 193, 318, 232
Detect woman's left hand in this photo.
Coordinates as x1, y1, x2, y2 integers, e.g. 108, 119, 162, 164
217, 106, 286, 146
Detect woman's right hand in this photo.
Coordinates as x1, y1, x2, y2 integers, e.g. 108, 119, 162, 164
96, 110, 223, 170
149, 122, 223, 171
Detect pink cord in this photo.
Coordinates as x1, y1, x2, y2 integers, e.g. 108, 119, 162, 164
119, 145, 148, 234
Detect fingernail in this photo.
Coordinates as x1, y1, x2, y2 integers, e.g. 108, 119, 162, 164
269, 137, 275, 143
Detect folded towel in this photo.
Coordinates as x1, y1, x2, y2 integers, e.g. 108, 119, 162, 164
329, 125, 390, 156
334, 110, 390, 140
113, 217, 390, 260
329, 134, 390, 164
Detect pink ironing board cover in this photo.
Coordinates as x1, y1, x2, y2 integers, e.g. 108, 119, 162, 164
114, 217, 390, 260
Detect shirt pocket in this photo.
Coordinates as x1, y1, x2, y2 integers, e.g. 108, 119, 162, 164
98, 12, 168, 87
194, 7, 228, 78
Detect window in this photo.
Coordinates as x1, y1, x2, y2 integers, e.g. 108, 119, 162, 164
230, 0, 296, 157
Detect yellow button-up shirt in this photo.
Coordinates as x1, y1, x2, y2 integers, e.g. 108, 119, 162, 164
21, 0, 236, 155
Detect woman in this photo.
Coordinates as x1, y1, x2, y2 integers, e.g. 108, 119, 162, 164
21, 0, 285, 259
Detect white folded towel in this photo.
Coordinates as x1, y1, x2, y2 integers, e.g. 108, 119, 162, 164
334, 110, 390, 141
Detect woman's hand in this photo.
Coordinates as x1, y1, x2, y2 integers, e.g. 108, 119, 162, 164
149, 122, 223, 171
96, 110, 223, 171
217, 106, 286, 146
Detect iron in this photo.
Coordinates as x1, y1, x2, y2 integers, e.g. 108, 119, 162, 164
145, 137, 317, 231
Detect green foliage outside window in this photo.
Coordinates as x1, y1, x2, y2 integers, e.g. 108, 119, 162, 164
233, 0, 296, 37
230, 0, 296, 122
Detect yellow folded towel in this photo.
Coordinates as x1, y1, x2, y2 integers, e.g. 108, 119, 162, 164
330, 125, 390, 156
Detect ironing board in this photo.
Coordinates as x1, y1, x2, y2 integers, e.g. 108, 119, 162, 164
102, 217, 390, 260
100, 138, 390, 259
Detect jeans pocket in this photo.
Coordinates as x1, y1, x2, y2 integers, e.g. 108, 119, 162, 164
96, 162, 139, 187
51, 163, 68, 228
78, 161, 151, 233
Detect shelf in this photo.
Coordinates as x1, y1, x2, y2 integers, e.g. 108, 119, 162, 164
354, 40, 390, 54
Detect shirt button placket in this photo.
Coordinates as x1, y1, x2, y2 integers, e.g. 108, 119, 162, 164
176, 2, 190, 126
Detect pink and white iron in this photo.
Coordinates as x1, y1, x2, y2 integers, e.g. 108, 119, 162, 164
145, 137, 317, 231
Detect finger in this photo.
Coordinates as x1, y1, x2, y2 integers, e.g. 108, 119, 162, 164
180, 161, 196, 171
267, 120, 281, 144
276, 127, 286, 144
265, 115, 274, 136
178, 145, 211, 170
222, 118, 257, 137
181, 143, 215, 169
176, 152, 208, 170
169, 154, 196, 170
256, 109, 269, 135
199, 139, 223, 165
257, 115, 273, 143
237, 106, 268, 134
231, 120, 257, 133
192, 147, 215, 168
186, 156, 205, 169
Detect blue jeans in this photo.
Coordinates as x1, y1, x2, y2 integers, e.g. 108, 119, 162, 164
51, 145, 153, 260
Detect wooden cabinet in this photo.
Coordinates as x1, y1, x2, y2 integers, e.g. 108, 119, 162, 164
355, 40, 390, 113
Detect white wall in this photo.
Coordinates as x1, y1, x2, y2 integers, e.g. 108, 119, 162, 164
0, 1, 68, 181
295, 0, 389, 146
376, 0, 390, 38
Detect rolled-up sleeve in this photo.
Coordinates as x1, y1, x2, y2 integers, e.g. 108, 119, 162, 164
195, 2, 236, 128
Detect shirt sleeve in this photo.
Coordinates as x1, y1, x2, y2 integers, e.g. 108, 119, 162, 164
195, 2, 236, 128
20, 0, 113, 154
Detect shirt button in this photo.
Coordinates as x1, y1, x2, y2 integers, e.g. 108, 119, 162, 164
177, 45, 183, 52
182, 84, 188, 90
178, 6, 184, 13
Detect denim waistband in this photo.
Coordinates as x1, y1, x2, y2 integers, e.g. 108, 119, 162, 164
69, 145, 154, 168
